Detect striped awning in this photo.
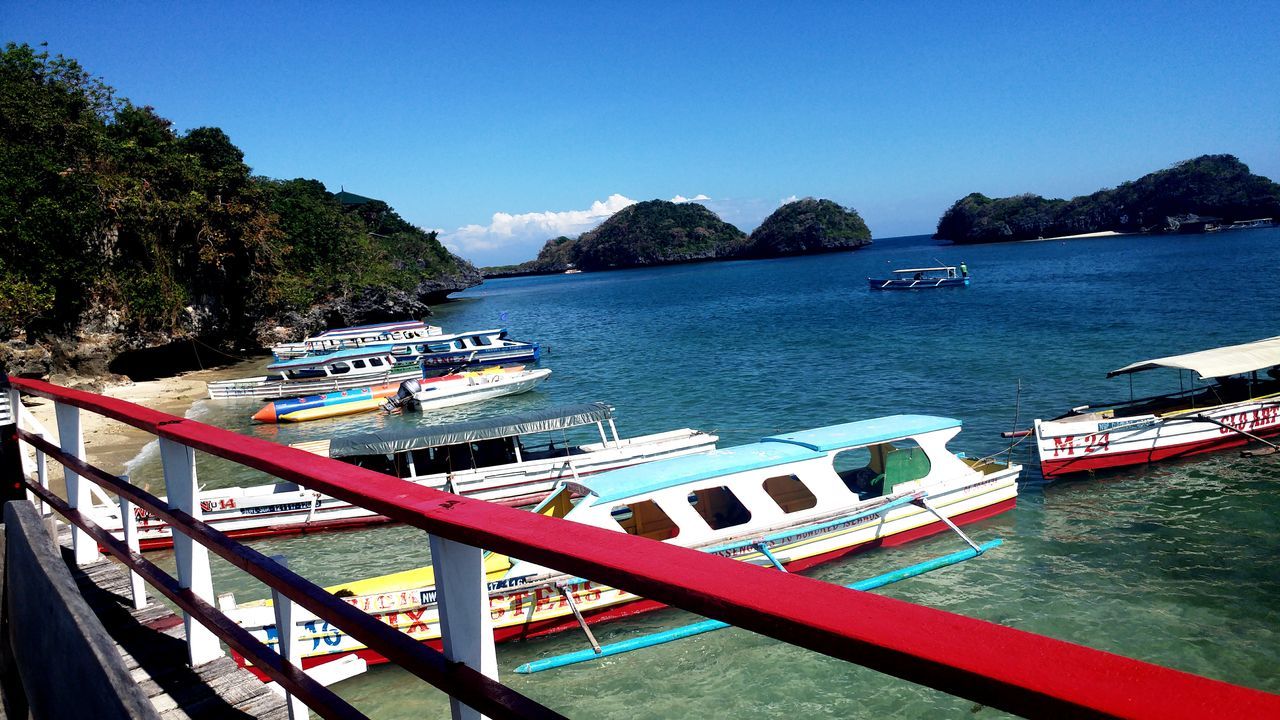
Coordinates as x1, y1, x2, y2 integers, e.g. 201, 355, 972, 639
1107, 336, 1280, 379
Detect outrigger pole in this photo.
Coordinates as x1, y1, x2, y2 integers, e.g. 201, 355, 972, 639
1188, 414, 1280, 456
514, 538, 1003, 674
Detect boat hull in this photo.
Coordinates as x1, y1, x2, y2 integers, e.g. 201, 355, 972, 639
411, 368, 550, 410
868, 277, 969, 290
228, 467, 1019, 677
1034, 396, 1280, 477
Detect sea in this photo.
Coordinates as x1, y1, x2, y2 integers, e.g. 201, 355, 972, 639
125, 228, 1280, 718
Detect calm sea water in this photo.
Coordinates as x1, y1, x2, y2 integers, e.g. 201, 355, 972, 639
133, 229, 1280, 718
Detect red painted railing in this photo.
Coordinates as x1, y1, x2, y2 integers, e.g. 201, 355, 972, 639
10, 376, 1280, 719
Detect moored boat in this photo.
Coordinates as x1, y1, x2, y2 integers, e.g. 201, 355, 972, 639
271, 319, 443, 361
94, 403, 716, 549
383, 365, 551, 413
868, 265, 969, 290
225, 413, 1018, 675
1034, 335, 1280, 478
252, 382, 404, 423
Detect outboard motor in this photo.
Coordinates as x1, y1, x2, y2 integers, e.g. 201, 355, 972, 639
382, 377, 423, 413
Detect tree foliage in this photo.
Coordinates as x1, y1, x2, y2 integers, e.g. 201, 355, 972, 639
746, 198, 871, 257
935, 155, 1280, 243
0, 43, 473, 349
573, 200, 748, 270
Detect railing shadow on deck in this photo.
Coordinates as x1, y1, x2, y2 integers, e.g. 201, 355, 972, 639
4, 374, 1280, 720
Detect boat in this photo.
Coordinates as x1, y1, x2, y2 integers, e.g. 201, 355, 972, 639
93, 403, 717, 549
271, 319, 443, 361
868, 266, 969, 290
383, 365, 552, 413
252, 381, 403, 423
1033, 336, 1280, 478
292, 402, 717, 507
224, 413, 1019, 675
207, 329, 540, 400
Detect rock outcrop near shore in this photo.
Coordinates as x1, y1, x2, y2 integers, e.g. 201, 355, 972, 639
0, 44, 478, 377
935, 155, 1280, 244
745, 198, 871, 257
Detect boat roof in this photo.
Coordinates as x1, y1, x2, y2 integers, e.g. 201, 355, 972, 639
585, 442, 823, 506
388, 328, 506, 344
892, 267, 955, 274
763, 415, 960, 451
311, 320, 425, 339
268, 345, 397, 369
328, 402, 615, 457
1106, 335, 1280, 379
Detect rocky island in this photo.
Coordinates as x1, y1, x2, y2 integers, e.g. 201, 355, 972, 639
483, 198, 872, 277
935, 155, 1280, 244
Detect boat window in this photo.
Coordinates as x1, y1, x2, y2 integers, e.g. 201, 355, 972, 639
351, 359, 367, 369
762, 474, 817, 514
452, 340, 466, 351
345, 454, 394, 475
286, 367, 328, 380
471, 334, 493, 346
687, 486, 752, 531
610, 500, 679, 541
368, 357, 384, 367
329, 362, 352, 375
468, 438, 517, 468
427, 343, 452, 353
833, 441, 930, 499
407, 445, 462, 477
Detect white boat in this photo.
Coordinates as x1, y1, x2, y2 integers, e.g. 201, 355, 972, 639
97, 403, 718, 549
384, 366, 552, 412
270, 320, 443, 361
225, 413, 1019, 674
1033, 336, 1280, 477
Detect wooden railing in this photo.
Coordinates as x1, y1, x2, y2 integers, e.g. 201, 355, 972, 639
4, 374, 1280, 719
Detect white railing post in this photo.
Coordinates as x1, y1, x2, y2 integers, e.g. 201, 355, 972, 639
54, 401, 98, 565
270, 555, 308, 720
159, 437, 222, 665
34, 433, 48, 516
119, 492, 147, 610
428, 535, 497, 720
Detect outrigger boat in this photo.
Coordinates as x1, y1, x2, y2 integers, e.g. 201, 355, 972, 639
95, 403, 716, 549
251, 366, 548, 423
224, 414, 1018, 676
208, 329, 540, 400
868, 266, 969, 290
1033, 335, 1280, 477
271, 319, 443, 361
293, 402, 717, 507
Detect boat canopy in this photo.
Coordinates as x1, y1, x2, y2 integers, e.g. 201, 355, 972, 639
329, 402, 615, 457
585, 442, 823, 507
891, 267, 954, 274
1106, 336, 1280, 379
764, 415, 960, 452
311, 319, 425, 339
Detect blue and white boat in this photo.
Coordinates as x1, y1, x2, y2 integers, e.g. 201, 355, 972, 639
869, 266, 969, 290
386, 328, 540, 369
270, 319, 442, 361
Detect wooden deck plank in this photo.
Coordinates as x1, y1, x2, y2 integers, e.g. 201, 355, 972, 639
54, 533, 287, 720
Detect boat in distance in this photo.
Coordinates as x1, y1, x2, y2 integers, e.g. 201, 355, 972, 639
207, 328, 540, 400
1033, 335, 1280, 477
868, 265, 969, 290
270, 319, 442, 361
225, 413, 1019, 675
95, 403, 716, 549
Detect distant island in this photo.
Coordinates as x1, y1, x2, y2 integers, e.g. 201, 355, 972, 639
0, 43, 479, 378
934, 155, 1280, 244
483, 197, 871, 278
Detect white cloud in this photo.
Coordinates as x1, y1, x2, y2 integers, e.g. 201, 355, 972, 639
440, 194, 638, 263
778, 195, 799, 205
671, 193, 711, 203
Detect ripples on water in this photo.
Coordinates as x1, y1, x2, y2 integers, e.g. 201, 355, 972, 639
136, 230, 1280, 717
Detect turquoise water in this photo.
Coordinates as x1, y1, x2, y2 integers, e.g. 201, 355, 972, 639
137, 229, 1280, 717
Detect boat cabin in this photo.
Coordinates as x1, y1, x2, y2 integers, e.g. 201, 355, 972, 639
522, 415, 971, 552
266, 347, 406, 381
329, 402, 626, 479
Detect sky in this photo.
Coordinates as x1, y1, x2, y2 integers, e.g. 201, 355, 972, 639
4, 2, 1278, 266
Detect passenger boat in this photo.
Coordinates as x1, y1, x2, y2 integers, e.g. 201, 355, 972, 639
384, 365, 551, 413
1033, 336, 1280, 477
868, 266, 969, 290
271, 319, 443, 361
207, 329, 540, 400
95, 403, 716, 549
293, 402, 717, 507
225, 414, 1018, 675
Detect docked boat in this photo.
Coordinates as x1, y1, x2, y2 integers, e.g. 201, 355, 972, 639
293, 402, 717, 507
1033, 336, 1280, 478
252, 381, 404, 423
94, 403, 717, 549
207, 329, 540, 400
868, 265, 969, 290
270, 319, 442, 361
383, 365, 551, 413
225, 414, 1019, 674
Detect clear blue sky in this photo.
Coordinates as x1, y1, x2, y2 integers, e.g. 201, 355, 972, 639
5, 2, 1278, 265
